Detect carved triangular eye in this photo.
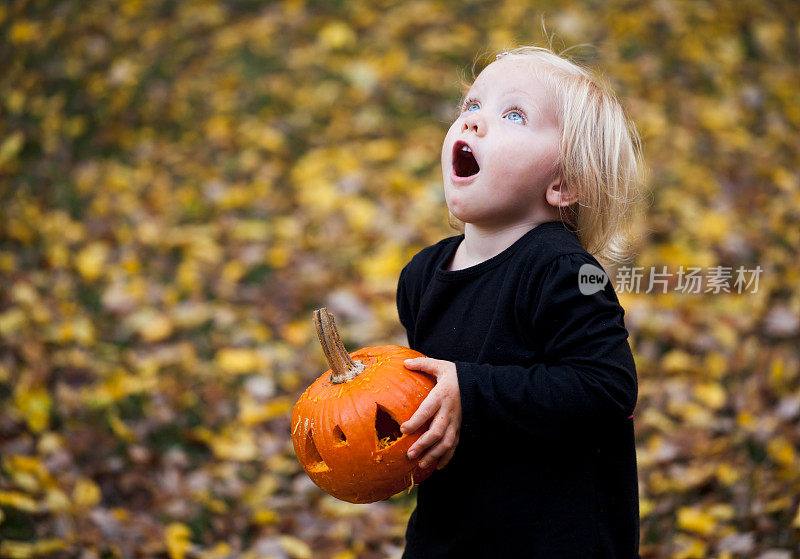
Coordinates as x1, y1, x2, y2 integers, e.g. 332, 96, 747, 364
305, 429, 330, 472
375, 404, 402, 450
333, 424, 348, 446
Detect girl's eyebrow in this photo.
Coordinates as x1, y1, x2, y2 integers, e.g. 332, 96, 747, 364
501, 89, 543, 116
461, 88, 539, 104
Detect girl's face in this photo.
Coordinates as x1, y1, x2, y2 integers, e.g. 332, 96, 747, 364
441, 58, 563, 229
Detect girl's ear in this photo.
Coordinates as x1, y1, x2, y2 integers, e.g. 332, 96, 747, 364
545, 179, 579, 207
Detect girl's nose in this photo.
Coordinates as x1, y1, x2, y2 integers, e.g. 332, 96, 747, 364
462, 113, 485, 136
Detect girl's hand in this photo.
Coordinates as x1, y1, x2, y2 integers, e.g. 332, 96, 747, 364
400, 357, 462, 471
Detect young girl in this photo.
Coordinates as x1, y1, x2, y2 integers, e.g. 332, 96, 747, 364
396, 46, 646, 557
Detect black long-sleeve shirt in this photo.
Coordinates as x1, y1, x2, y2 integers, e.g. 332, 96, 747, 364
396, 220, 640, 558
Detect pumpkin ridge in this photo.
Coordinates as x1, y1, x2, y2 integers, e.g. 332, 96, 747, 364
375, 365, 416, 415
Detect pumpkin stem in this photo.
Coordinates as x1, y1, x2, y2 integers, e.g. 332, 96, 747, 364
313, 307, 365, 384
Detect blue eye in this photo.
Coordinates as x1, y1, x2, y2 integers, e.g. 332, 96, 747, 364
461, 97, 479, 112
506, 110, 525, 124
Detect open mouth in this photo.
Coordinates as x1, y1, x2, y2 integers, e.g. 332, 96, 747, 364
452, 141, 480, 178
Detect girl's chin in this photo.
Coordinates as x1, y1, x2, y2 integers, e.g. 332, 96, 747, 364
445, 206, 473, 223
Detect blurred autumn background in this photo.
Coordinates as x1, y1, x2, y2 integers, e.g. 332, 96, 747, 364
1, 0, 799, 557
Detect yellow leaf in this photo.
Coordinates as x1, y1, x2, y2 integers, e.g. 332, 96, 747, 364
207, 426, 259, 461
715, 463, 740, 486
126, 309, 173, 343
692, 382, 726, 410
44, 488, 70, 513
0, 540, 35, 559
75, 242, 109, 282
711, 322, 738, 350
253, 508, 278, 525
673, 534, 708, 559
108, 411, 137, 442
243, 474, 279, 506
10, 472, 37, 493
769, 357, 786, 387
317, 21, 356, 50
220, 260, 246, 285
196, 490, 227, 514
142, 313, 173, 342
362, 138, 399, 162
703, 352, 726, 379
773, 167, 798, 192
358, 241, 404, 286
112, 507, 130, 521
239, 396, 292, 425
238, 122, 285, 152
661, 349, 695, 375
57, 316, 96, 345
3, 454, 48, 480
0, 308, 27, 336
14, 385, 51, 433
345, 197, 377, 231
205, 115, 231, 142
767, 436, 797, 468
0, 251, 16, 272
0, 490, 39, 513
639, 498, 654, 518
37, 432, 64, 454
201, 542, 235, 558
641, 409, 676, 433
71, 477, 101, 510
165, 522, 192, 559
278, 535, 312, 559
677, 506, 716, 536
229, 220, 270, 242
176, 259, 200, 291
216, 348, 262, 375
268, 245, 290, 268
10, 21, 41, 43
765, 495, 791, 514
296, 178, 337, 213
0, 131, 24, 165
319, 495, 366, 518
707, 503, 734, 521
32, 539, 68, 555
736, 411, 755, 429
283, 320, 310, 347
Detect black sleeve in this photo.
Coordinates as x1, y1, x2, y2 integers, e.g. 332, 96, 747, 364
396, 264, 416, 349
453, 253, 638, 444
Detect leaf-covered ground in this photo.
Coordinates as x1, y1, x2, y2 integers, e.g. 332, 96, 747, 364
1, 1, 799, 557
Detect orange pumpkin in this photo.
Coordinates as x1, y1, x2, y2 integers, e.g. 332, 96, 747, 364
291, 307, 437, 503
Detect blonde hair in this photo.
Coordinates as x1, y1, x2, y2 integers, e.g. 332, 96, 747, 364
447, 44, 649, 266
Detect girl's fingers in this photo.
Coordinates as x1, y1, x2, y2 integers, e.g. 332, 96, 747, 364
418, 424, 457, 468
406, 413, 447, 459
403, 357, 442, 378
400, 387, 442, 434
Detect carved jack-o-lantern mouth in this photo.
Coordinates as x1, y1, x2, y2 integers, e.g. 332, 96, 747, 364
290, 308, 437, 503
